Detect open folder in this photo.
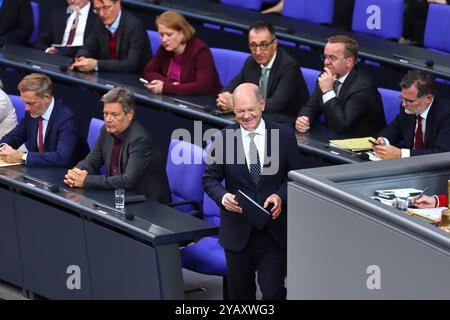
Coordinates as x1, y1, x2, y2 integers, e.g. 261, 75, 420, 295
329, 137, 375, 152
235, 190, 272, 230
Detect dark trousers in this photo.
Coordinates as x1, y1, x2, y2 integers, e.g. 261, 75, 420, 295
224, 228, 286, 300
402, 1, 429, 44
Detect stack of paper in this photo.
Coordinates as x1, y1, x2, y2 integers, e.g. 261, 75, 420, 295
0, 159, 21, 167
329, 137, 375, 152
374, 188, 423, 199
406, 207, 446, 223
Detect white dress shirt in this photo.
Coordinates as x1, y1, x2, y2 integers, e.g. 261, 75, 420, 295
61, 2, 91, 46
322, 71, 350, 104
0, 89, 17, 139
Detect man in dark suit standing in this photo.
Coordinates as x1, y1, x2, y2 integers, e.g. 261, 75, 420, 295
63, 87, 171, 204
0, 0, 33, 46
35, 0, 96, 58
204, 83, 302, 299
70, 0, 151, 73
216, 22, 309, 117
373, 70, 450, 159
295, 35, 386, 138
0, 73, 88, 167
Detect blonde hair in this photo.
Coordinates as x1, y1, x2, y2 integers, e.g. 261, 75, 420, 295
17, 73, 53, 97
156, 11, 195, 43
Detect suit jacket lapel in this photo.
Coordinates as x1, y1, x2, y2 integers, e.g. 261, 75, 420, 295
266, 50, 281, 96
337, 67, 357, 103
104, 134, 113, 174
44, 101, 59, 145
30, 117, 39, 151
114, 12, 125, 58
232, 127, 255, 188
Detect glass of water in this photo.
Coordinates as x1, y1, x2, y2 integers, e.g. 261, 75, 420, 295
115, 189, 125, 211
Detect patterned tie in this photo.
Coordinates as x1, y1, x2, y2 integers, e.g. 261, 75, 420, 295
333, 80, 342, 97
248, 132, 261, 185
38, 117, 44, 153
66, 9, 80, 46
259, 67, 269, 99
414, 114, 424, 150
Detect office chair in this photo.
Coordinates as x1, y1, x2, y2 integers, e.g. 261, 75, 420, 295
8, 95, 25, 122
210, 48, 250, 87
378, 88, 401, 125
146, 30, 160, 56
29, 2, 40, 44
352, 0, 403, 40
219, 0, 262, 10
300, 67, 320, 95
282, 0, 334, 24
166, 140, 205, 214
87, 118, 104, 150
424, 4, 450, 54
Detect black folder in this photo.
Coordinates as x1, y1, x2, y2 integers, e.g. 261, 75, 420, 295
235, 190, 272, 230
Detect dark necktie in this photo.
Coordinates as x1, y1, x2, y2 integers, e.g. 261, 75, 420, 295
333, 80, 342, 97
38, 117, 44, 153
248, 132, 261, 185
66, 10, 80, 46
414, 114, 424, 150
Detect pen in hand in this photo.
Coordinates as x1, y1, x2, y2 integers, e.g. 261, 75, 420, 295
416, 186, 429, 200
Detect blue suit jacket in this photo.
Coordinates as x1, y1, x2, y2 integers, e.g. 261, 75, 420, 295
0, 100, 88, 167
202, 120, 303, 252
379, 95, 450, 156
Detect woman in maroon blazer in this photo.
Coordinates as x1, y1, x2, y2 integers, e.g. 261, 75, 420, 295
143, 11, 222, 96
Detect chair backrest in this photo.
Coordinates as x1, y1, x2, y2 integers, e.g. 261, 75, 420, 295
282, 0, 334, 24
219, 0, 262, 10
352, 0, 403, 40
8, 95, 25, 122
146, 30, 160, 55
424, 4, 450, 54
29, 2, 40, 44
210, 48, 250, 87
300, 67, 321, 95
203, 192, 221, 227
87, 118, 104, 150
378, 88, 401, 125
166, 140, 205, 211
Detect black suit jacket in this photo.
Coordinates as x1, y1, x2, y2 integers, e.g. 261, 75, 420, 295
202, 120, 303, 252
34, 5, 96, 57
223, 48, 309, 117
76, 121, 171, 204
379, 95, 450, 156
76, 10, 151, 73
299, 65, 386, 138
0, 0, 33, 45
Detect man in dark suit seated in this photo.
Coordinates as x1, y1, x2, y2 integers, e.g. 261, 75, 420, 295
203, 83, 303, 299
35, 0, 96, 58
70, 0, 151, 73
373, 70, 450, 160
295, 35, 386, 138
63, 87, 171, 204
0, 73, 88, 167
0, 0, 33, 46
216, 22, 309, 117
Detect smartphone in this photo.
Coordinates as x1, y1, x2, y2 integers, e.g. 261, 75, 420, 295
139, 77, 149, 84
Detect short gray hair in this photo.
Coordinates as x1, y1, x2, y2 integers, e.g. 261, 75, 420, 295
101, 87, 135, 114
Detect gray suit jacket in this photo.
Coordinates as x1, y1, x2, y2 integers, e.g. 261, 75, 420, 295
76, 10, 151, 73
77, 121, 171, 204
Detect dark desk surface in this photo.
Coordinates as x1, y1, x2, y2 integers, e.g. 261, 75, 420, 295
122, 0, 450, 79
0, 165, 218, 245
0, 44, 362, 164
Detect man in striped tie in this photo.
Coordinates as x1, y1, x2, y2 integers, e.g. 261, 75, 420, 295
373, 70, 450, 160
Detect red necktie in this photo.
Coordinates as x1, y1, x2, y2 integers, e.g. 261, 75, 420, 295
66, 11, 80, 46
414, 115, 424, 150
38, 117, 44, 153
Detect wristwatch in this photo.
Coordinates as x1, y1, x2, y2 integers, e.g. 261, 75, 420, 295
21, 152, 27, 165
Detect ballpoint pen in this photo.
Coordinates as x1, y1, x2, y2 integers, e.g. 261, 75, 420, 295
416, 186, 429, 200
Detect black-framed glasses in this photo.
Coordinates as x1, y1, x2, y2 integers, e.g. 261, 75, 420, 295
320, 54, 349, 63
248, 38, 275, 52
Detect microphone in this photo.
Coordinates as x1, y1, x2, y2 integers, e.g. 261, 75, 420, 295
426, 60, 434, 68
59, 65, 69, 72
125, 212, 135, 220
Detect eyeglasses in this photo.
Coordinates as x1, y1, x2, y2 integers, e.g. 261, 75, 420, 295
93, 4, 113, 15
320, 54, 349, 63
248, 38, 275, 52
